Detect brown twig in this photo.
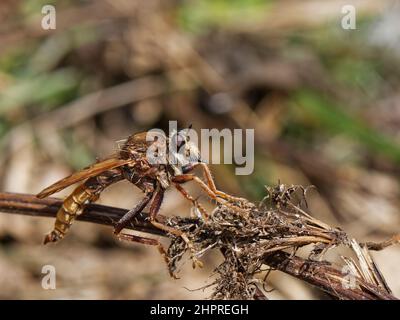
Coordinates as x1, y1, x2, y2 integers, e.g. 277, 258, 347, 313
0, 192, 165, 236
361, 235, 400, 251
263, 252, 396, 300
0, 192, 397, 300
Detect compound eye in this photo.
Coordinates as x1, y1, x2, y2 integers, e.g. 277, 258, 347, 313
175, 133, 186, 150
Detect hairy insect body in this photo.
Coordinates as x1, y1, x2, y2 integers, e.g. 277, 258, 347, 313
38, 128, 242, 260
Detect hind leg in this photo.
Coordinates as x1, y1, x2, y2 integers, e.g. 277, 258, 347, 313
115, 186, 193, 276
116, 232, 178, 278
113, 190, 154, 235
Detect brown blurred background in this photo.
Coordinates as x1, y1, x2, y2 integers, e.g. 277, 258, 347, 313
0, 0, 400, 299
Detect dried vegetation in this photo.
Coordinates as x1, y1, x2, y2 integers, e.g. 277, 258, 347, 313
166, 185, 398, 299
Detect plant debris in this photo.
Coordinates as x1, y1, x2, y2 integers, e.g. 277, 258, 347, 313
166, 184, 398, 300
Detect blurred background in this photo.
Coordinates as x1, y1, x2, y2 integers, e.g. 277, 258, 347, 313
0, 0, 400, 299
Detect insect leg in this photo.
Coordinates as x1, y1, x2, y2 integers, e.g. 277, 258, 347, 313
116, 186, 181, 277
148, 186, 203, 269
173, 183, 209, 219
148, 188, 186, 236
184, 162, 246, 203
117, 232, 178, 279
172, 174, 221, 203
117, 233, 159, 245
172, 174, 246, 214
148, 188, 181, 235
44, 169, 123, 244
113, 191, 154, 235
197, 162, 230, 199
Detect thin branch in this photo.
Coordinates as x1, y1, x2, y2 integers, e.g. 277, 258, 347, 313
361, 235, 400, 251
263, 252, 396, 300
0, 192, 165, 236
0, 192, 397, 300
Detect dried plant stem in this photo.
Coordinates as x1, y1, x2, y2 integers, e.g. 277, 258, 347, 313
0, 192, 165, 236
361, 235, 400, 251
263, 252, 395, 300
0, 192, 397, 300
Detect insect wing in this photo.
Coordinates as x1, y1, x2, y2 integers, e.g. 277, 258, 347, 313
37, 158, 131, 198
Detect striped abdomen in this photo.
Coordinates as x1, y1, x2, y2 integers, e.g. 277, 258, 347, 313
43, 168, 123, 244
43, 184, 95, 244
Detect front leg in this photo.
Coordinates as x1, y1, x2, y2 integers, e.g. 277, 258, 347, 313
182, 162, 246, 203
172, 173, 247, 215
172, 174, 222, 204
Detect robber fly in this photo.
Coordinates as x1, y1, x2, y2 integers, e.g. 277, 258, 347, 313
37, 127, 241, 250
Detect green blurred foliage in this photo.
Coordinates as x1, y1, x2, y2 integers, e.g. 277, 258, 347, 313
0, 69, 79, 115
62, 130, 94, 170
292, 90, 400, 163
21, 0, 61, 16
178, 0, 272, 33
